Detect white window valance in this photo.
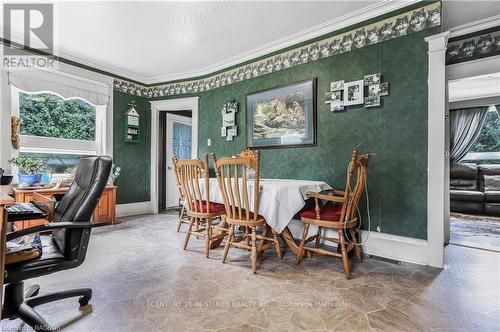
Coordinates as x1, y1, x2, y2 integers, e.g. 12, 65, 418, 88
8, 69, 110, 106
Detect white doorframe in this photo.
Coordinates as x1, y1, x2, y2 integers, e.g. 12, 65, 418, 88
425, 31, 449, 268
150, 97, 199, 214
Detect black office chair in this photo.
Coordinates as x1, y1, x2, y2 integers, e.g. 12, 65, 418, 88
2, 155, 112, 331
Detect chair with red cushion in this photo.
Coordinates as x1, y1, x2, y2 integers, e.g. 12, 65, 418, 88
176, 154, 226, 258
297, 150, 370, 279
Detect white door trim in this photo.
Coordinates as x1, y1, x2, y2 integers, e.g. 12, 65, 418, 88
425, 31, 449, 268
150, 97, 199, 214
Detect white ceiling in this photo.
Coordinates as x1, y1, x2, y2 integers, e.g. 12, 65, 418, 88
3, 1, 500, 84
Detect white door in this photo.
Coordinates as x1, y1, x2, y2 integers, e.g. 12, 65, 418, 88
166, 113, 192, 208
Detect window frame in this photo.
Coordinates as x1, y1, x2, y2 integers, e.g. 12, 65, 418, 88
463, 106, 500, 161
10, 86, 106, 179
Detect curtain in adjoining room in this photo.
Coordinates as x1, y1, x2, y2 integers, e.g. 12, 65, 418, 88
449, 106, 489, 163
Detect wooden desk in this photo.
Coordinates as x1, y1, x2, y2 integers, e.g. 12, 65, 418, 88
12, 186, 117, 230
0, 192, 15, 319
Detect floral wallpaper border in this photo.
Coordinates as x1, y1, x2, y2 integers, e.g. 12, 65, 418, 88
446, 29, 500, 65
114, 2, 441, 98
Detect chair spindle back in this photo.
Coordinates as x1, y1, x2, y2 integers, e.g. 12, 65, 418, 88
175, 154, 212, 214
211, 151, 260, 222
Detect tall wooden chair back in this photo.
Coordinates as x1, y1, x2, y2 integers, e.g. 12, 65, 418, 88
211, 151, 261, 224
175, 154, 214, 216
172, 156, 189, 232
339, 150, 370, 224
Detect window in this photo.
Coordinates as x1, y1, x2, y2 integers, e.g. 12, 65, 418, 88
11, 86, 105, 179
463, 105, 500, 162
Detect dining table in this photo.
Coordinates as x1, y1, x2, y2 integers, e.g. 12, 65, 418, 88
202, 178, 332, 254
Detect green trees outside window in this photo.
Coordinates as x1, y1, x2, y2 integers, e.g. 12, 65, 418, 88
19, 92, 96, 141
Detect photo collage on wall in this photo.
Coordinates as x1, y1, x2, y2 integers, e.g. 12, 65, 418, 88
221, 100, 238, 141
325, 73, 389, 112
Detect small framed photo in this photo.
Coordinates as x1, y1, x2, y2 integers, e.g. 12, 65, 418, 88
379, 82, 389, 96
364, 95, 380, 108
330, 101, 344, 112
226, 134, 233, 141
364, 73, 381, 86
222, 111, 235, 127
343, 80, 364, 106
368, 84, 381, 98
325, 90, 342, 104
330, 80, 344, 91
227, 126, 238, 137
221, 126, 227, 137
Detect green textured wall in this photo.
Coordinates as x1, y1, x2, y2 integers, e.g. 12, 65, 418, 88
113, 91, 151, 204
154, 27, 439, 239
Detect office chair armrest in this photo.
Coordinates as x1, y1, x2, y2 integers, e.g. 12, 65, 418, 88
7, 222, 93, 241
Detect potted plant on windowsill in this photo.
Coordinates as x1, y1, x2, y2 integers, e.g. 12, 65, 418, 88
8, 156, 48, 186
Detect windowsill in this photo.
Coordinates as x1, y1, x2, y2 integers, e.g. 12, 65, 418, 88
462, 152, 500, 161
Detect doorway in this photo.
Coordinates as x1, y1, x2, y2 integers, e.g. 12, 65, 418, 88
446, 71, 500, 252
158, 110, 192, 211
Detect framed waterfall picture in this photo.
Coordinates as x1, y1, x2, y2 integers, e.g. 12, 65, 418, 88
245, 78, 317, 149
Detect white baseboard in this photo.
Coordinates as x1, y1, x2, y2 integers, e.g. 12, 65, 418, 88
359, 230, 428, 266
116, 201, 153, 217
286, 219, 428, 266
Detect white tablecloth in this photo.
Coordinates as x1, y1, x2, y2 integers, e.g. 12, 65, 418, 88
203, 178, 331, 233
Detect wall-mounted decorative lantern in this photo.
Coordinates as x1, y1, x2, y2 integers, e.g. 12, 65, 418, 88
124, 101, 140, 143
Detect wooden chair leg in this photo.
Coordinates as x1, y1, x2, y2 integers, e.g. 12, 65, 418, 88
205, 218, 211, 258
311, 226, 322, 257
222, 225, 234, 263
296, 223, 310, 264
176, 205, 186, 232
251, 226, 257, 274
183, 217, 195, 250
338, 230, 351, 279
271, 229, 282, 260
349, 228, 363, 262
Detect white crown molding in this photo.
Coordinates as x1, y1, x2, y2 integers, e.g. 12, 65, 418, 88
449, 15, 500, 39
143, 0, 421, 84
1, 1, 422, 85
0, 28, 150, 83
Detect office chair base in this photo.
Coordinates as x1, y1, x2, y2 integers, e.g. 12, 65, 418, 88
2, 281, 92, 332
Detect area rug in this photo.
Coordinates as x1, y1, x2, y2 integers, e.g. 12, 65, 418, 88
450, 214, 500, 252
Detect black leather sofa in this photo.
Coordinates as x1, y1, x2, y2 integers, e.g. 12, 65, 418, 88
450, 163, 500, 215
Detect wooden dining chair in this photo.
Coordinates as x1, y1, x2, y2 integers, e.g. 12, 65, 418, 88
172, 156, 190, 232
176, 154, 226, 258
296, 150, 370, 279
211, 151, 282, 274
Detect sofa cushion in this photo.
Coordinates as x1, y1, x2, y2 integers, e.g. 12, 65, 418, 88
450, 190, 484, 202
484, 175, 500, 191
478, 164, 500, 191
450, 163, 478, 179
484, 191, 500, 203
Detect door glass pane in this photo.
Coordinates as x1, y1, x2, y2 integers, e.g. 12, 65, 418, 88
172, 122, 192, 159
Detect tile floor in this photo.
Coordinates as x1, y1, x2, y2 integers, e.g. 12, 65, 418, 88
1, 212, 499, 331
